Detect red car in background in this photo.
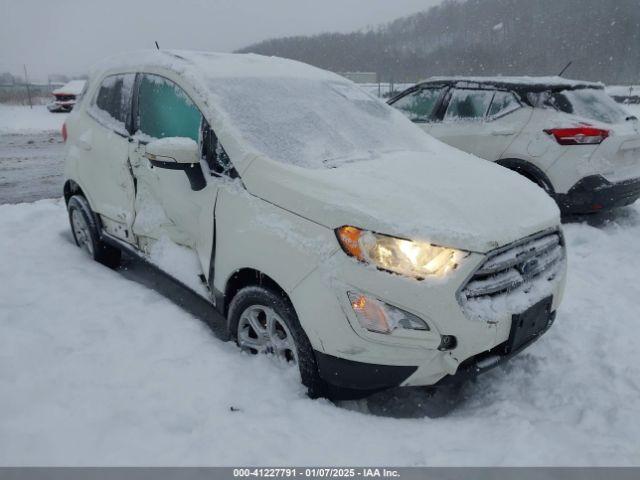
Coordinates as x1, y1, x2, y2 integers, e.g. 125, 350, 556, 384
47, 80, 86, 113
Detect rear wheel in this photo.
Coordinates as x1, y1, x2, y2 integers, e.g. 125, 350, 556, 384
228, 286, 324, 398
67, 195, 121, 268
496, 159, 555, 197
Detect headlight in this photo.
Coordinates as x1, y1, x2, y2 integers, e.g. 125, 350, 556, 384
336, 226, 466, 279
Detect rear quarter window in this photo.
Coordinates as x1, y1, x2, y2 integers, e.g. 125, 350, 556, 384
487, 91, 522, 119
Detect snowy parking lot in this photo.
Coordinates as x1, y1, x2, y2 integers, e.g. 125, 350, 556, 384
1, 105, 640, 466
0, 105, 67, 204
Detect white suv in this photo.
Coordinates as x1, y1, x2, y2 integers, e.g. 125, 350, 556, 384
389, 76, 640, 215
62, 51, 566, 400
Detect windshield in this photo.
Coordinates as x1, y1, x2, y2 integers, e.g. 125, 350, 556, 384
207, 77, 432, 168
531, 87, 629, 124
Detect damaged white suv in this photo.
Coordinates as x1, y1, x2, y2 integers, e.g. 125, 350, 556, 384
62, 51, 567, 399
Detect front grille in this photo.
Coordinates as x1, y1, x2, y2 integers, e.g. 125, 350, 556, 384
460, 230, 565, 305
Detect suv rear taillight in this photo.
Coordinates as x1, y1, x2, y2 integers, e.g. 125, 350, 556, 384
61, 122, 67, 142
544, 127, 609, 145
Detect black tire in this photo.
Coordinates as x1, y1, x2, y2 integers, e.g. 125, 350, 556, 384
228, 286, 325, 398
67, 195, 121, 268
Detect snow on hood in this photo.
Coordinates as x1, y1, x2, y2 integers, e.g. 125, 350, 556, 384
242, 148, 560, 253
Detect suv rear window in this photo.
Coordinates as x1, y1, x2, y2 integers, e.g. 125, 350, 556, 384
530, 88, 629, 124
92, 74, 135, 131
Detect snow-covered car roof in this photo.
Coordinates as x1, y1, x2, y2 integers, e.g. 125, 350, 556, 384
418, 75, 603, 92
52, 80, 86, 96
90, 50, 337, 81
88, 50, 437, 173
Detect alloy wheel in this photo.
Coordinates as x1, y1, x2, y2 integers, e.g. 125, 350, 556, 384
237, 304, 299, 365
71, 209, 94, 256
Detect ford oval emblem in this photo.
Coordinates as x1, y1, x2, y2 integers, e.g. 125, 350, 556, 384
519, 258, 539, 276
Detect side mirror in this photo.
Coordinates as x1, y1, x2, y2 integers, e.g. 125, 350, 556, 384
145, 137, 206, 191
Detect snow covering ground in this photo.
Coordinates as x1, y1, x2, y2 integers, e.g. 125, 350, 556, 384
0, 104, 67, 134
1, 199, 639, 466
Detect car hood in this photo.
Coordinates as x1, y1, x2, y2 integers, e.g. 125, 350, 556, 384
241, 149, 560, 253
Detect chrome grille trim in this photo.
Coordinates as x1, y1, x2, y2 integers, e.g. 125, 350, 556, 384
460, 229, 565, 301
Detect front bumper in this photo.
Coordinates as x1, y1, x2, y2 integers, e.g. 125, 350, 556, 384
292, 230, 566, 397
47, 101, 75, 113
314, 301, 557, 398
555, 175, 640, 214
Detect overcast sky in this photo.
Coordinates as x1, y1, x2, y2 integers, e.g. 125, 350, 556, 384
0, 0, 441, 82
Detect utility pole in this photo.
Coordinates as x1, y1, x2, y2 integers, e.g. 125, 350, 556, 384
23, 64, 33, 108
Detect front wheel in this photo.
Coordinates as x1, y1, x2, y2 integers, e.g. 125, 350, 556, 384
67, 195, 121, 268
228, 286, 325, 398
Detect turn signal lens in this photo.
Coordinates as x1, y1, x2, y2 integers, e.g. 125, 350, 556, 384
336, 226, 364, 260
347, 292, 429, 334
349, 293, 389, 333
61, 122, 68, 142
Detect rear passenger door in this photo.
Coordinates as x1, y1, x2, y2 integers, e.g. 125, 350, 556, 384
83, 73, 137, 243
429, 88, 528, 161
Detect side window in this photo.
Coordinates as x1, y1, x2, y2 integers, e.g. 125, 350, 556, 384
392, 87, 444, 122
137, 74, 202, 141
91, 74, 135, 131
487, 91, 521, 118
444, 89, 493, 121
202, 120, 236, 178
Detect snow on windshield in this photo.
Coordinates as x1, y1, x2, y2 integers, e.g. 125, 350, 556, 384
532, 88, 629, 124
207, 78, 432, 168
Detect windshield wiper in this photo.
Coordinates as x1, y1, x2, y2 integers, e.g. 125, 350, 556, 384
625, 115, 638, 121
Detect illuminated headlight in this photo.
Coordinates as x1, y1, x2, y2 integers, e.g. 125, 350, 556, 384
347, 292, 429, 334
336, 226, 466, 279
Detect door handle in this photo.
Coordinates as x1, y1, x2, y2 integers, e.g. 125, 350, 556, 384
491, 129, 516, 136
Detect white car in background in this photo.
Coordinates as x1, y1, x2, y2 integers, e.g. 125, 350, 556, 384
47, 79, 86, 112
62, 51, 566, 402
606, 85, 640, 105
389, 77, 640, 215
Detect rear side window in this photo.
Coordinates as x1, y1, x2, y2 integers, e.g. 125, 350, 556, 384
136, 74, 202, 141
392, 87, 444, 122
487, 91, 521, 118
91, 74, 135, 132
444, 89, 493, 121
